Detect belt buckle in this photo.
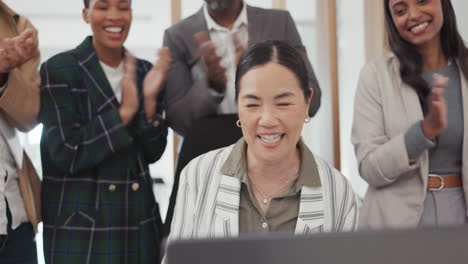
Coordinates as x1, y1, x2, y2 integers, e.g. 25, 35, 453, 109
428, 174, 445, 191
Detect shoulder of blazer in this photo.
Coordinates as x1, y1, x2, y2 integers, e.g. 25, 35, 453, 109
359, 55, 400, 84
246, 5, 289, 21
166, 8, 206, 37
43, 41, 85, 71
184, 145, 233, 186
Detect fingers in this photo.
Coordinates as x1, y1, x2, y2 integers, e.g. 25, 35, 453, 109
121, 51, 138, 103
432, 73, 449, 89
194, 31, 209, 46
123, 51, 136, 81
194, 31, 220, 60
155, 47, 172, 69
0, 29, 38, 71
17, 28, 35, 43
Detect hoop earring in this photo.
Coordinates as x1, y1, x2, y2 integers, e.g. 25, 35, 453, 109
304, 116, 311, 123
236, 120, 242, 127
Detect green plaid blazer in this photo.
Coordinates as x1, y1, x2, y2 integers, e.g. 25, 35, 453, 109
39, 37, 167, 264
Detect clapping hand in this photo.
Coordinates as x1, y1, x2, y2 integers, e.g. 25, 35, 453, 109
0, 28, 38, 73
143, 48, 172, 98
143, 48, 172, 121
194, 31, 227, 93
119, 52, 140, 126
421, 73, 448, 140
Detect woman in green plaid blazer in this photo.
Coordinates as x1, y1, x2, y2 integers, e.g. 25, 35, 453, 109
38, 0, 171, 263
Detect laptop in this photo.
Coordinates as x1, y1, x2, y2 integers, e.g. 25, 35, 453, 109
166, 226, 468, 264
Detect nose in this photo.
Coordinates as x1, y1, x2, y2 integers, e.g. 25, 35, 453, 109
258, 107, 278, 128
107, 7, 121, 21
408, 5, 423, 21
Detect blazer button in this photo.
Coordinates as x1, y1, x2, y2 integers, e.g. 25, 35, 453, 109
131, 182, 140, 191
109, 184, 117, 192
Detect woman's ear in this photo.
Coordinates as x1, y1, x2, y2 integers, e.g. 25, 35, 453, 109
82, 8, 90, 24
307, 87, 314, 107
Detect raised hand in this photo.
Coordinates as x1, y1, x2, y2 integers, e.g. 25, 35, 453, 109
143, 48, 172, 98
119, 52, 139, 126
421, 73, 448, 140
0, 28, 38, 73
143, 48, 172, 121
194, 31, 227, 93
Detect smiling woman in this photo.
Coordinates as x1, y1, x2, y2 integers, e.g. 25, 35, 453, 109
352, 0, 468, 230
164, 41, 358, 256
38, 0, 172, 263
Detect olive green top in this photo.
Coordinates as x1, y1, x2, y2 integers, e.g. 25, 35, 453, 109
220, 138, 321, 233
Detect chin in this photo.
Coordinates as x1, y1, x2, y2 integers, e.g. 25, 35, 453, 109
105, 40, 126, 49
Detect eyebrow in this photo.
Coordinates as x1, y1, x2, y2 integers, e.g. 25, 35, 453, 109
274, 92, 294, 100
241, 94, 261, 100
241, 92, 295, 101
95, 0, 130, 3
391, 1, 404, 9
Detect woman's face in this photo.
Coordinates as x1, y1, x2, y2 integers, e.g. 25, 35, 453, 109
388, 0, 444, 48
237, 62, 311, 164
83, 0, 132, 50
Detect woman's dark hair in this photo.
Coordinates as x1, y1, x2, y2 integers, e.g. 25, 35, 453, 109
83, 0, 90, 8
384, 0, 468, 113
235, 40, 311, 102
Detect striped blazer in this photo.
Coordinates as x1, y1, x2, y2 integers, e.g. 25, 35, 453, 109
39, 37, 167, 264
167, 139, 358, 244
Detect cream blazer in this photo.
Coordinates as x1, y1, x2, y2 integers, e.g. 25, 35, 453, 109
352, 55, 468, 230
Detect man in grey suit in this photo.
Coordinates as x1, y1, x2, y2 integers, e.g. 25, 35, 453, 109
163, 0, 322, 236
163, 0, 321, 137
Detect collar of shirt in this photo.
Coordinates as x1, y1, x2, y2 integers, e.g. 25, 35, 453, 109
99, 61, 124, 104
221, 138, 322, 190
203, 2, 248, 32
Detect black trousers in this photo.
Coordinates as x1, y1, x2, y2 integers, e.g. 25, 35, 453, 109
0, 199, 37, 264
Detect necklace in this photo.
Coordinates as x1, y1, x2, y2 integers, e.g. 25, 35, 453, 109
249, 166, 299, 205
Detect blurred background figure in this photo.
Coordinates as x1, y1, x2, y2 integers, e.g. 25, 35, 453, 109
352, 0, 468, 230
0, 1, 41, 263
38, 0, 170, 262
163, 0, 322, 235
165, 41, 357, 256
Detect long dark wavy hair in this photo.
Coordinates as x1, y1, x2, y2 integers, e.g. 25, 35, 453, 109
384, 0, 468, 113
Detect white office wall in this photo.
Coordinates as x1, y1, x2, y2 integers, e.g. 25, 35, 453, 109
452, 0, 468, 41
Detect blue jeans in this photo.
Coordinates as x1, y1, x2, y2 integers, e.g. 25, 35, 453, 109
0, 199, 37, 264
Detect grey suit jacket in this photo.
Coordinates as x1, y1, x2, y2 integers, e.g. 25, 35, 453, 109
163, 5, 321, 136
352, 55, 468, 230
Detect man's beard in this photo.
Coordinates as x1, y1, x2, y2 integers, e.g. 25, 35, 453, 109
205, 0, 235, 11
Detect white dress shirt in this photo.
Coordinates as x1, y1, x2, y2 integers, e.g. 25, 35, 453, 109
100, 61, 124, 103
203, 3, 249, 114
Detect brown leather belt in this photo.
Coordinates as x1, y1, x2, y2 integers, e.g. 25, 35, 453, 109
427, 174, 463, 191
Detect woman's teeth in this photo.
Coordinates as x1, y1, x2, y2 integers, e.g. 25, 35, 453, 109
411, 22, 428, 33
259, 134, 282, 143
105, 27, 123, 33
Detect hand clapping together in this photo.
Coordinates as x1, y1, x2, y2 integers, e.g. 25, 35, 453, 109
119, 49, 172, 125
0, 28, 38, 74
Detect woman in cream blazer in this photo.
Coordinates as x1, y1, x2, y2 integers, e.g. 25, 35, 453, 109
352, 0, 468, 229
166, 41, 358, 250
